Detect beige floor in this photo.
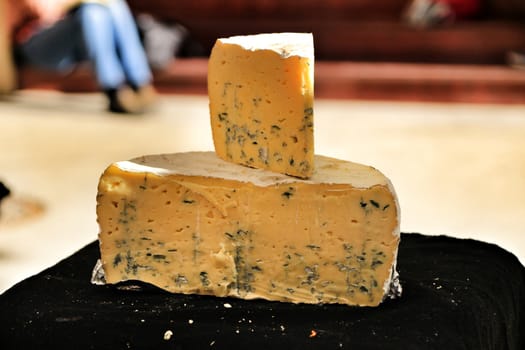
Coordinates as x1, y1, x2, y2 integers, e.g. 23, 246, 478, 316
1, 90, 524, 293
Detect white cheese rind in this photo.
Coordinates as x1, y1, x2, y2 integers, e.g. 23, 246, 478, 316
123, 152, 394, 192
218, 32, 314, 59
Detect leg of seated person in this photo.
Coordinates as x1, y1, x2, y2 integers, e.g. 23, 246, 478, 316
77, 5, 125, 91
106, 0, 152, 89
18, 14, 84, 73
106, 0, 157, 108
77, 3, 145, 113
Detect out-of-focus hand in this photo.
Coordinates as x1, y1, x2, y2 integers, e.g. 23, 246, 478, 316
24, 0, 79, 25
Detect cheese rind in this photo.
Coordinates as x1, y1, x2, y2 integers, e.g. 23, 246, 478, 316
208, 33, 314, 178
96, 152, 401, 306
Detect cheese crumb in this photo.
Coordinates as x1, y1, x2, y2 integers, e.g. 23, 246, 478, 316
223, 303, 232, 308
163, 330, 173, 341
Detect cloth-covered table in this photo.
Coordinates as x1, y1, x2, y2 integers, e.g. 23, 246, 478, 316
1, 233, 524, 349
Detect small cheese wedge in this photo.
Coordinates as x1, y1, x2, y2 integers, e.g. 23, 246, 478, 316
96, 152, 401, 306
208, 33, 314, 178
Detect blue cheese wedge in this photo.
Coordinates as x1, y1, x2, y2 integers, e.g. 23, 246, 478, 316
208, 33, 314, 178
96, 151, 401, 306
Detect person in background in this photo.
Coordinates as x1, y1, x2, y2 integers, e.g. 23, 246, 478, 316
403, 0, 481, 28
1, 0, 156, 114
403, 0, 525, 68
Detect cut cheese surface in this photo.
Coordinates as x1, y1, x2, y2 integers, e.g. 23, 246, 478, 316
96, 152, 401, 306
208, 33, 314, 178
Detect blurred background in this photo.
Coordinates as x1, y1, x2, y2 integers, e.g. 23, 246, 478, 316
1, 0, 524, 293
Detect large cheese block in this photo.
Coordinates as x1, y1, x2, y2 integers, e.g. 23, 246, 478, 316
96, 152, 401, 306
208, 33, 314, 178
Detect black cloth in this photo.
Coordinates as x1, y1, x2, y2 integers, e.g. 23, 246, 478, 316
1, 233, 524, 350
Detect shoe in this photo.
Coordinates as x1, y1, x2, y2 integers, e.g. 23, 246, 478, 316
106, 86, 143, 114
136, 84, 158, 111
0, 181, 10, 201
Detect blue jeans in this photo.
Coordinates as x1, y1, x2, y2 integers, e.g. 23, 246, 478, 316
19, 0, 152, 90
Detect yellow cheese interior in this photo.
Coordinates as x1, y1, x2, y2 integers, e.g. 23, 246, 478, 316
97, 152, 400, 306
208, 33, 314, 178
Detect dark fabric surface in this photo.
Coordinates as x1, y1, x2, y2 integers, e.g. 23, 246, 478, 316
1, 233, 524, 350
